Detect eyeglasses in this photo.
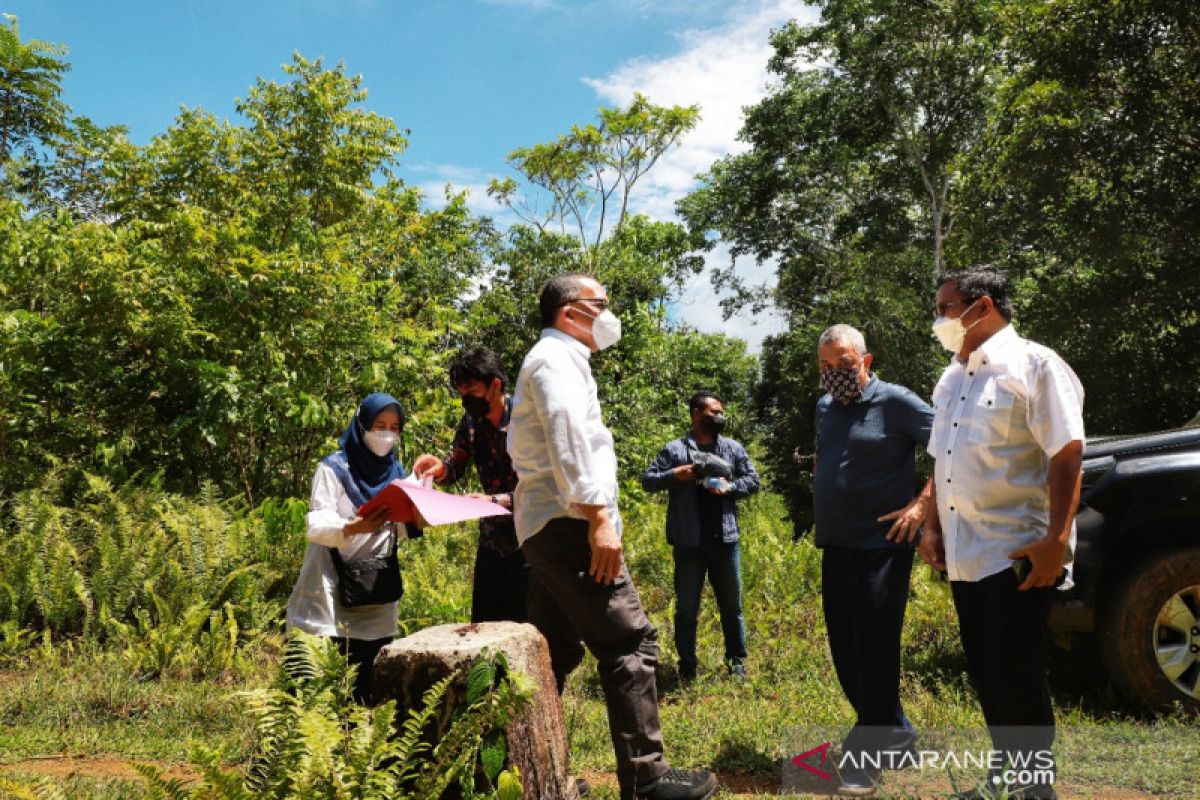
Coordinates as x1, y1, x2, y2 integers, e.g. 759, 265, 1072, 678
932, 299, 975, 318
561, 296, 610, 311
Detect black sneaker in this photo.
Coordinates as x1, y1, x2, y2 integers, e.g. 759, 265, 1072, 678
835, 766, 879, 797
635, 767, 718, 799
575, 776, 592, 797
678, 664, 697, 685
727, 662, 747, 681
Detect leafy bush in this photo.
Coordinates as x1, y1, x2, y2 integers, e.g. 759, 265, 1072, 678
0, 471, 304, 677
136, 632, 529, 800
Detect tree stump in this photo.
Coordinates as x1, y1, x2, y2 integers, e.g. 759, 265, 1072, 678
372, 621, 579, 800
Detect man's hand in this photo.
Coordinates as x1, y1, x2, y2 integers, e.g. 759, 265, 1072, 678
880, 496, 926, 543
467, 492, 510, 509
413, 454, 446, 481
1008, 538, 1068, 591
673, 464, 696, 482
343, 507, 390, 536
578, 504, 623, 585
918, 526, 946, 571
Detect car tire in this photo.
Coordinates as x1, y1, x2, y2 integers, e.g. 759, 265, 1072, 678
1098, 546, 1200, 714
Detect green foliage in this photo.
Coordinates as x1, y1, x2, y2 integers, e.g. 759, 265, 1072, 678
0, 14, 69, 166
679, 0, 992, 523
136, 632, 531, 800
0, 49, 491, 503
0, 471, 302, 677
954, 0, 1200, 432
488, 93, 699, 251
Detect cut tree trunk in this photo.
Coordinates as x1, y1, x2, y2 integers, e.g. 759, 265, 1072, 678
372, 621, 579, 800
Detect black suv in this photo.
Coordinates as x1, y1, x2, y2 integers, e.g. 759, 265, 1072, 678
1051, 425, 1200, 712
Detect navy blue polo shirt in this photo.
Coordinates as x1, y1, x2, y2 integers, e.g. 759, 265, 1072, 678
813, 376, 934, 549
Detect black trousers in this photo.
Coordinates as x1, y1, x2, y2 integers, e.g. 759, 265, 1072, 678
821, 545, 916, 763
951, 568, 1057, 794
471, 543, 530, 623
333, 635, 394, 705
523, 517, 667, 797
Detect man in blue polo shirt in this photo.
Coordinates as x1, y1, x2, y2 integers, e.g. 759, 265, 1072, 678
813, 324, 934, 797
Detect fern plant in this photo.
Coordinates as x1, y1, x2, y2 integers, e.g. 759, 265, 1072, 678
137, 631, 531, 800
0, 472, 302, 676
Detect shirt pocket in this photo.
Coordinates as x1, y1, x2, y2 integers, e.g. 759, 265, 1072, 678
967, 384, 1017, 445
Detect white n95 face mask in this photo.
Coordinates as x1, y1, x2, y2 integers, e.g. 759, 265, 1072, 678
569, 306, 623, 351
363, 430, 399, 457
931, 301, 980, 352
589, 309, 622, 350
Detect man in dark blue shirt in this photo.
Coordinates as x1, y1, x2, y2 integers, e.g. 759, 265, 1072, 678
813, 324, 933, 797
642, 391, 760, 682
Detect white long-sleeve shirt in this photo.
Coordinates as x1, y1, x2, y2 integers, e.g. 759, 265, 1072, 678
928, 325, 1085, 582
507, 328, 622, 545
285, 461, 405, 640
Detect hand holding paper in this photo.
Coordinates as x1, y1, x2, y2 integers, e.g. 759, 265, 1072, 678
357, 479, 511, 527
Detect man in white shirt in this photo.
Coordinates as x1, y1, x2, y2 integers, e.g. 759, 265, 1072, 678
509, 273, 718, 800
919, 266, 1084, 800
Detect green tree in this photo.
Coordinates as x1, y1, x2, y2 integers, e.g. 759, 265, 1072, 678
1, 54, 490, 502
487, 93, 699, 254
468, 98, 757, 489
954, 0, 1200, 433
680, 0, 1001, 526
0, 15, 68, 166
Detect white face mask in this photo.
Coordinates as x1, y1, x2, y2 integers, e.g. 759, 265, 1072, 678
931, 300, 980, 352
363, 429, 399, 457
568, 306, 623, 351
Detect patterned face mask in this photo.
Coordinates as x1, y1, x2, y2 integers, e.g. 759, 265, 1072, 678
820, 366, 863, 404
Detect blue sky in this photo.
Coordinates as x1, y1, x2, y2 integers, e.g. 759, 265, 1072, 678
5, 0, 816, 348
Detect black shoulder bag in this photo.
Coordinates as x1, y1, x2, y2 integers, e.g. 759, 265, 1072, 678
328, 528, 404, 607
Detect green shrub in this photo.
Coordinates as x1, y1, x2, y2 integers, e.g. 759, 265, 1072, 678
136, 632, 530, 800
0, 472, 304, 677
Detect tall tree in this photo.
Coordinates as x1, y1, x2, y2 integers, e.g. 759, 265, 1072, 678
487, 93, 699, 256
470, 98, 757, 488
0, 15, 68, 164
955, 0, 1200, 433
680, 0, 1002, 528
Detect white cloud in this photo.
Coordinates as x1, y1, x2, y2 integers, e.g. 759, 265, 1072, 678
583, 0, 819, 351
406, 162, 516, 223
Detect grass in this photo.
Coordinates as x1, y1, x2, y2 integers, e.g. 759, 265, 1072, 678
0, 490, 1195, 798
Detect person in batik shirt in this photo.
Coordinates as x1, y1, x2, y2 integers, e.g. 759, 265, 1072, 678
413, 347, 528, 622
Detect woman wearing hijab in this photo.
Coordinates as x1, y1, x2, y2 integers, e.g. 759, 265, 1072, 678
286, 392, 409, 703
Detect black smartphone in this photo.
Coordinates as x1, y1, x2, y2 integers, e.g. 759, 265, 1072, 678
1011, 556, 1067, 587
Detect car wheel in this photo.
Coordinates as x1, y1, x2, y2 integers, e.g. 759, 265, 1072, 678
1098, 546, 1200, 713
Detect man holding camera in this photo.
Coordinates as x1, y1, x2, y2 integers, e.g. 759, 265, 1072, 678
642, 391, 760, 681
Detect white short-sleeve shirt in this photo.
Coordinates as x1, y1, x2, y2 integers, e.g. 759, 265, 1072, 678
928, 325, 1085, 582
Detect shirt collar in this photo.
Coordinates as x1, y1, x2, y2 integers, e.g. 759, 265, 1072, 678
685, 431, 720, 449
500, 394, 512, 429
967, 324, 1018, 371
858, 374, 880, 402
541, 327, 591, 359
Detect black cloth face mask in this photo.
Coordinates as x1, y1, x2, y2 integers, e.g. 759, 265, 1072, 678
461, 393, 490, 418
820, 366, 863, 403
